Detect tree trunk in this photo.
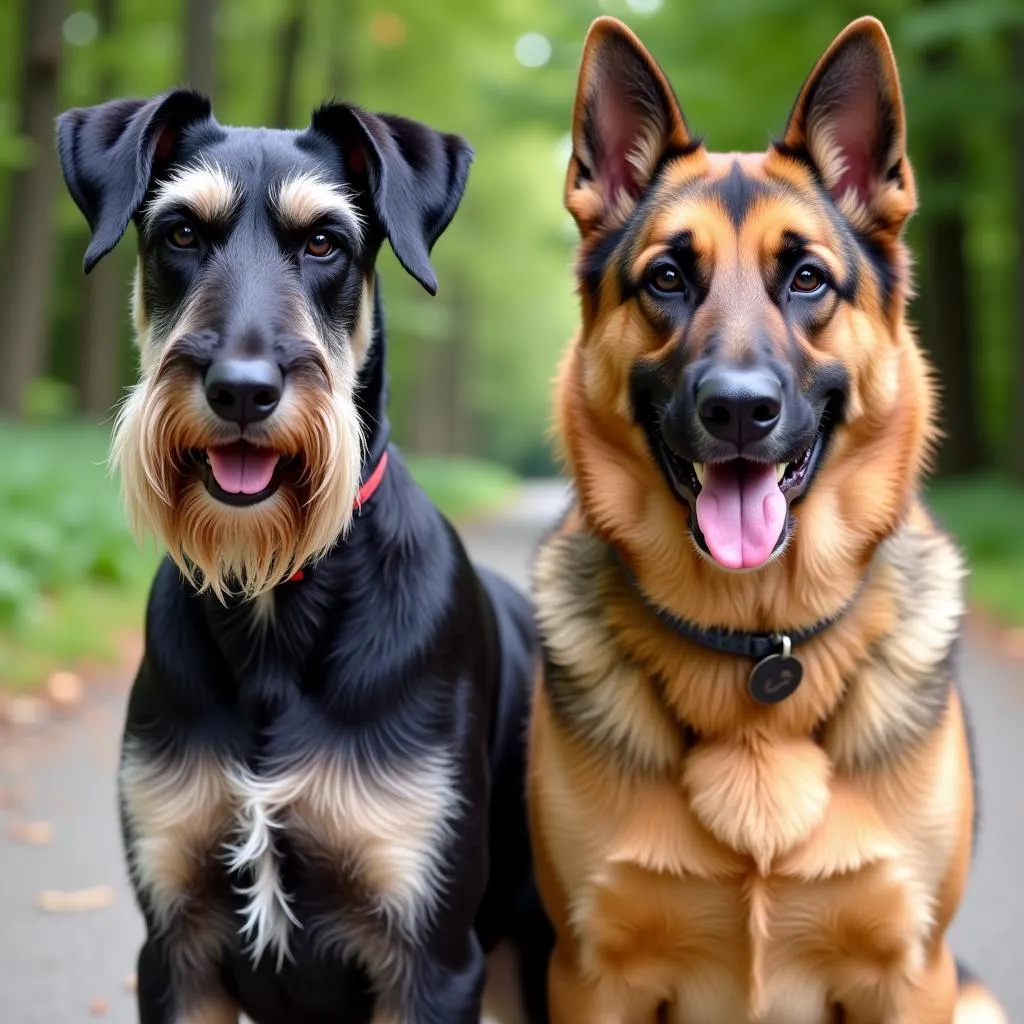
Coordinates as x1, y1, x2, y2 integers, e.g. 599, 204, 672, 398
185, 0, 217, 97
326, 0, 355, 99
915, 45, 984, 476
272, 0, 307, 128
409, 338, 449, 455
78, 0, 124, 419
446, 273, 472, 455
0, 0, 67, 417
1011, 27, 1024, 483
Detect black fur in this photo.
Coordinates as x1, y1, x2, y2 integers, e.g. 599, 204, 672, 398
58, 91, 551, 1024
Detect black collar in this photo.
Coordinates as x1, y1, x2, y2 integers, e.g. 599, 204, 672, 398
613, 550, 864, 704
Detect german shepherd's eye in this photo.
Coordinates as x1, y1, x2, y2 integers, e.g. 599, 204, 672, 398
166, 221, 198, 250
645, 260, 688, 298
305, 231, 338, 259
790, 264, 828, 296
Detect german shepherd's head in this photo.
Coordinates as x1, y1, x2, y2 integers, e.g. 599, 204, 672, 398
558, 16, 935, 627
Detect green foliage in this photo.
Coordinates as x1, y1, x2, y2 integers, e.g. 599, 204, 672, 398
2, 0, 1019, 471
0, 421, 154, 631
929, 476, 1024, 624
403, 454, 519, 523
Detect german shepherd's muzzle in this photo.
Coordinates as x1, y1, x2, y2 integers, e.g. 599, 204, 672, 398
632, 254, 849, 570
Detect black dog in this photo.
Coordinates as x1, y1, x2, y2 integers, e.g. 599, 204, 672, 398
57, 90, 551, 1024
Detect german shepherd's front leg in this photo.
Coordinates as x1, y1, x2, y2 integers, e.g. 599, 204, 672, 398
548, 941, 662, 1024
836, 941, 957, 1024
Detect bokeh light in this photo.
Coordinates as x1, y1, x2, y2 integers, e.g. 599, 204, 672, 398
63, 11, 99, 47
369, 12, 407, 48
514, 32, 552, 68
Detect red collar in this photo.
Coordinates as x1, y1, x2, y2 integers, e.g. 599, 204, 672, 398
287, 450, 389, 583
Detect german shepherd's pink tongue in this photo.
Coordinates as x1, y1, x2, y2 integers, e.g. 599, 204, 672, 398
695, 462, 787, 570
207, 442, 279, 494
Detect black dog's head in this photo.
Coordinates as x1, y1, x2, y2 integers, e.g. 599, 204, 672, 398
58, 90, 472, 599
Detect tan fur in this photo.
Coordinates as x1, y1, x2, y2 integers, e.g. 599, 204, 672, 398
120, 744, 235, 971
113, 242, 366, 602
955, 986, 1010, 1024
531, 15, 999, 1023
145, 162, 240, 229
122, 744, 459, 977
273, 171, 363, 239
178, 999, 239, 1024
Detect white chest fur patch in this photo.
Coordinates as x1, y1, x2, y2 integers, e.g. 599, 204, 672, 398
122, 746, 461, 970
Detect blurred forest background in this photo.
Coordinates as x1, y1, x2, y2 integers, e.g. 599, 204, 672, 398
0, 0, 1022, 686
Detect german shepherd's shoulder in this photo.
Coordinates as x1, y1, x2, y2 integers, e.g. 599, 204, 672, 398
529, 15, 1006, 1023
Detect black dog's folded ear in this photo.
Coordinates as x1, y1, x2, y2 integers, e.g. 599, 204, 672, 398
57, 89, 212, 273
311, 104, 474, 295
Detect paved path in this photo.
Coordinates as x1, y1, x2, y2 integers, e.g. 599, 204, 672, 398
0, 480, 1020, 1022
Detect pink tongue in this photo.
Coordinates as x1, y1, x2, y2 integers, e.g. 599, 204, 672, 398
695, 462, 787, 570
207, 443, 279, 495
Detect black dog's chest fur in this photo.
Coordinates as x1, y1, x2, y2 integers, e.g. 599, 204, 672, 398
120, 456, 541, 1023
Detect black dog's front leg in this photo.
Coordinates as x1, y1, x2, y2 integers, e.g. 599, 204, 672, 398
137, 937, 239, 1024
371, 932, 486, 1024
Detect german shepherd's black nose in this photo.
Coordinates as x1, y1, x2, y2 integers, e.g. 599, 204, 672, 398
204, 359, 283, 425
697, 367, 782, 447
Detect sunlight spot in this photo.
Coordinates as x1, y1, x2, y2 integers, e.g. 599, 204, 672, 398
63, 11, 98, 46
515, 33, 552, 69
369, 12, 406, 48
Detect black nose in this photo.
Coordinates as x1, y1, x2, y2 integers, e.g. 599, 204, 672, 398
204, 359, 283, 425
696, 367, 782, 447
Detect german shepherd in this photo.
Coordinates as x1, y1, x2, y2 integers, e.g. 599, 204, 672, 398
528, 16, 1006, 1023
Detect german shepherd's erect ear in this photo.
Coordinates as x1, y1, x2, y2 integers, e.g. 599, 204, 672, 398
565, 17, 695, 235
780, 17, 917, 242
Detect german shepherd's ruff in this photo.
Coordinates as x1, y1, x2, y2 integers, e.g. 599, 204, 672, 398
528, 16, 1006, 1023
57, 92, 551, 1023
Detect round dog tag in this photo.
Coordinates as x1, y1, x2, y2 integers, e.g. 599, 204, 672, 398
748, 653, 803, 704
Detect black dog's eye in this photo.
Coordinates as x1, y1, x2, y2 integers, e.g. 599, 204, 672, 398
167, 222, 197, 250
646, 260, 687, 297
790, 264, 827, 295
305, 232, 337, 259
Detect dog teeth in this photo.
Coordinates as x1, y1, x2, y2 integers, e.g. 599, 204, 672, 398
776, 463, 787, 483
693, 462, 705, 487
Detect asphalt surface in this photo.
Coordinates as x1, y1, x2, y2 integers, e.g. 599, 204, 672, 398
0, 479, 1020, 1022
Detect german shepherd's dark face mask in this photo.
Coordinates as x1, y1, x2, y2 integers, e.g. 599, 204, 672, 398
561, 16, 930, 576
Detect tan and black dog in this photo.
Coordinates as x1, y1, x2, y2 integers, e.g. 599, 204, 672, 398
528, 15, 1006, 1023
57, 92, 551, 1023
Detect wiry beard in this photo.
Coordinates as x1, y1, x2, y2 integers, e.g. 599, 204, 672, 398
111, 346, 363, 603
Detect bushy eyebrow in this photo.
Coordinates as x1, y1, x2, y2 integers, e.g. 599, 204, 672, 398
144, 161, 240, 227
272, 172, 363, 243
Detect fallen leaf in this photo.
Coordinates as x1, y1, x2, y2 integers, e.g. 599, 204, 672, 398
123, 972, 137, 993
88, 996, 109, 1016
46, 671, 84, 711
1, 696, 48, 729
1004, 628, 1024, 660
8, 820, 54, 845
35, 885, 116, 913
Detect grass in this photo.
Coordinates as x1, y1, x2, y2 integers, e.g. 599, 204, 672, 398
928, 475, 1024, 629
0, 422, 519, 690
401, 454, 520, 523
